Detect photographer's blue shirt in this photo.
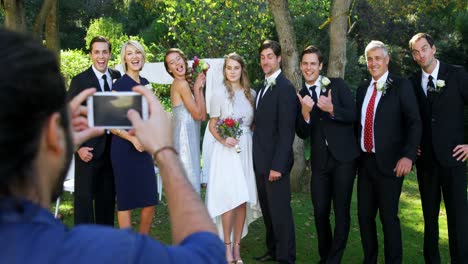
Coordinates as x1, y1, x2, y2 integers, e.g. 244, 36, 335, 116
0, 198, 224, 264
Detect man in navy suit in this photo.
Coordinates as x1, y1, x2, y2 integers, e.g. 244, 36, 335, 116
67, 36, 121, 225
409, 32, 468, 263
356, 40, 421, 264
253, 40, 298, 264
296, 45, 359, 264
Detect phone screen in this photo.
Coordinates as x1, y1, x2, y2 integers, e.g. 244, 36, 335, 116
92, 94, 142, 127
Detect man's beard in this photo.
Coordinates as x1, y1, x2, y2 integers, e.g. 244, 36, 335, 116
51, 125, 74, 201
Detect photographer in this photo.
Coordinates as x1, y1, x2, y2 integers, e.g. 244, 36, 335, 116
0, 29, 224, 263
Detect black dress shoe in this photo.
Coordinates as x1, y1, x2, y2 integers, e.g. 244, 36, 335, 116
253, 252, 276, 262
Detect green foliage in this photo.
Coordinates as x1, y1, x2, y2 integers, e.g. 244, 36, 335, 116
353, 0, 468, 81
147, 83, 171, 111
289, 0, 330, 51
345, 40, 363, 92
60, 49, 90, 88
454, 11, 468, 66
160, 0, 274, 84
0, 6, 4, 24
121, 0, 163, 36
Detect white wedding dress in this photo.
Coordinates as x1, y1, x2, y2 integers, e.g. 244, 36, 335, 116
205, 88, 262, 240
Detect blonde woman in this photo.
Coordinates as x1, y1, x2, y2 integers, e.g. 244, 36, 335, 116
111, 40, 157, 234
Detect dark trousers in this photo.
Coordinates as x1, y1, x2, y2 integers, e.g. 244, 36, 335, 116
311, 152, 355, 264
74, 137, 115, 226
358, 154, 403, 264
416, 153, 468, 264
255, 171, 296, 264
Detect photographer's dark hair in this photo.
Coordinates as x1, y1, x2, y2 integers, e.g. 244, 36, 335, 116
0, 29, 70, 196
301, 45, 324, 64
259, 40, 281, 57
88, 36, 111, 53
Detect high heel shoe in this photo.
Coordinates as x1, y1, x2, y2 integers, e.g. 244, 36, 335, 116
224, 242, 235, 264
233, 242, 243, 264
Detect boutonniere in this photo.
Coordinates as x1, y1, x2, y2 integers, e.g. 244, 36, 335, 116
435, 79, 445, 92
266, 77, 276, 90
320, 76, 331, 93
112, 79, 117, 84
376, 77, 393, 96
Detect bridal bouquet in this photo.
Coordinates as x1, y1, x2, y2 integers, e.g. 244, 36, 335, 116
216, 117, 243, 153
192, 56, 210, 74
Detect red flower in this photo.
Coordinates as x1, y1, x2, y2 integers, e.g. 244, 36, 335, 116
224, 118, 235, 127
192, 56, 200, 70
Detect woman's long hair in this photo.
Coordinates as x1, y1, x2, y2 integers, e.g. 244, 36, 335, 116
164, 48, 193, 89
223, 52, 254, 108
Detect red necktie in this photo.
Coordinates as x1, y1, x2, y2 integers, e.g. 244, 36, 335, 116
364, 82, 377, 153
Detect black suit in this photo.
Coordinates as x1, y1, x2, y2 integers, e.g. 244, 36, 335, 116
409, 61, 468, 263
253, 72, 298, 264
67, 66, 121, 226
356, 73, 421, 264
296, 77, 358, 264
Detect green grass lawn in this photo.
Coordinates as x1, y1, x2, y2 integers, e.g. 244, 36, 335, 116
53, 171, 450, 263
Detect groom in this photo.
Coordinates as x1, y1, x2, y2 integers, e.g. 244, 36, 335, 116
253, 40, 298, 264
68, 36, 121, 225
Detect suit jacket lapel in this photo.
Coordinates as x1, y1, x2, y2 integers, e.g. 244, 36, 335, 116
87, 66, 102, 92
108, 68, 119, 80
375, 73, 394, 116
413, 71, 425, 99
435, 61, 450, 97
257, 72, 282, 110
299, 84, 309, 97
255, 82, 267, 110
262, 72, 280, 100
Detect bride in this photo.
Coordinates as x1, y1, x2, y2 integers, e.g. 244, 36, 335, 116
205, 53, 261, 264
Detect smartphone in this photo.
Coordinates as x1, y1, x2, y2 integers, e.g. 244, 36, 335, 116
87, 92, 148, 129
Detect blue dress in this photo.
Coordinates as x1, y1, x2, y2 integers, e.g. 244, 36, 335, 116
111, 74, 158, 211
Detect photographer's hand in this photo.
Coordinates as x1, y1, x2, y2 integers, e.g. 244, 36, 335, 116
69, 88, 104, 150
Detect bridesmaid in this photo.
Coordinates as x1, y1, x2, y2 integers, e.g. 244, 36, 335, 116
111, 40, 157, 234
164, 48, 206, 193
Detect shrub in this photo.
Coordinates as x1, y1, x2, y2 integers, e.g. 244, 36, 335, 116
61, 49, 90, 89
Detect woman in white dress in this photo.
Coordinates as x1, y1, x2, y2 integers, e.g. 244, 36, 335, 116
206, 53, 261, 264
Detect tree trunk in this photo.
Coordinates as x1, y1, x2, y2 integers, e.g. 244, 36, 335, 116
268, 0, 307, 192
33, 0, 56, 39
2, 0, 26, 31
45, 0, 60, 62
327, 0, 352, 78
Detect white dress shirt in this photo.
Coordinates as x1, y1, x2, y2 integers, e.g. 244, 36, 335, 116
421, 59, 440, 95
360, 71, 389, 153
91, 65, 113, 92
305, 75, 324, 98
